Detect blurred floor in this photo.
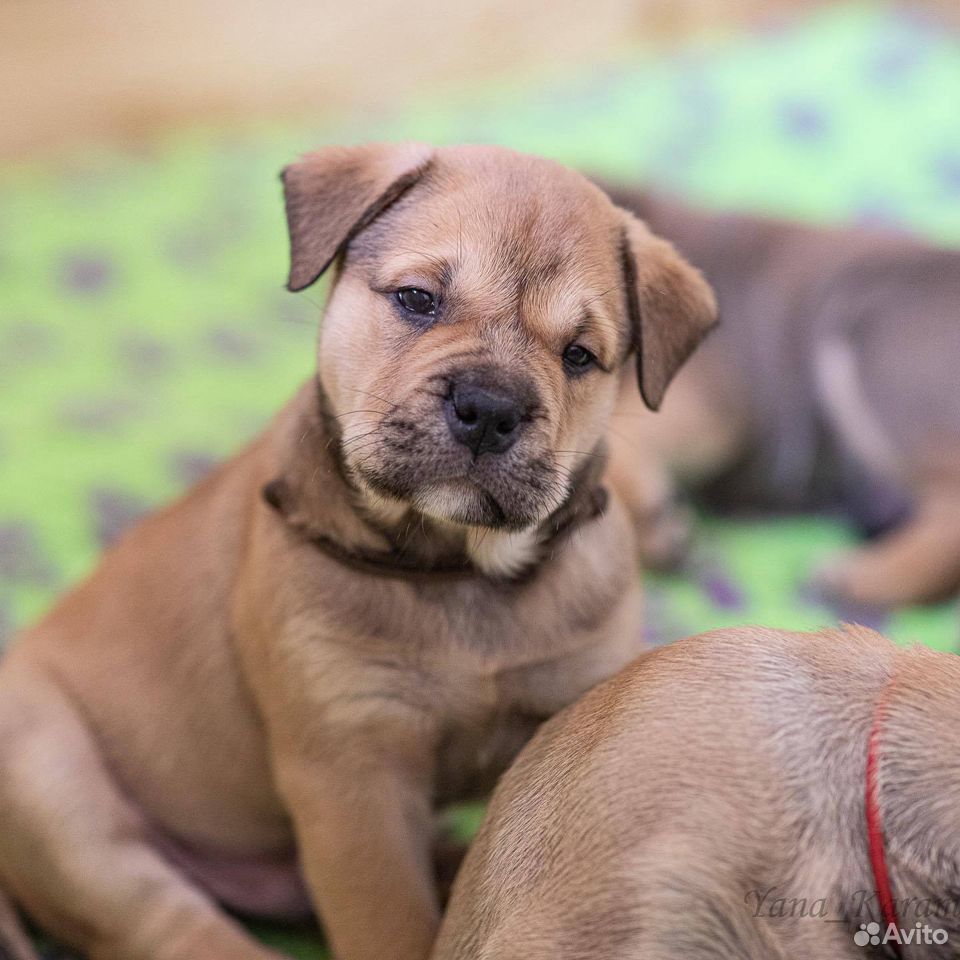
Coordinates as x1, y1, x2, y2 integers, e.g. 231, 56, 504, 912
0, 0, 826, 158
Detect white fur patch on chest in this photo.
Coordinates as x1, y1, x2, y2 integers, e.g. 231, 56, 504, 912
465, 526, 541, 579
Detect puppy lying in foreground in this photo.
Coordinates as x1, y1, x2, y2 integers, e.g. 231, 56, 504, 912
603, 187, 960, 606
0, 144, 716, 960
434, 625, 960, 959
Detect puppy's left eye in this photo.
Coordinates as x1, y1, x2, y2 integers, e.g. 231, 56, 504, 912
396, 287, 437, 316
562, 343, 596, 373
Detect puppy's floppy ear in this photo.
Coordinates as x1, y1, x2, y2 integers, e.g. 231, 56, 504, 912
281, 142, 434, 292
620, 213, 718, 411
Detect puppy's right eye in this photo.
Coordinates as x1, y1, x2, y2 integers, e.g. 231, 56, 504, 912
396, 287, 437, 316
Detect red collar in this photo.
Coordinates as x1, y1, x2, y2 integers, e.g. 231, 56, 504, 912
865, 678, 902, 956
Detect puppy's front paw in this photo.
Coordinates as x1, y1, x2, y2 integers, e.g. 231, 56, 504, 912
812, 551, 897, 610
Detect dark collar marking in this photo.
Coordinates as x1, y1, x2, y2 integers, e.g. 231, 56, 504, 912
262, 474, 607, 584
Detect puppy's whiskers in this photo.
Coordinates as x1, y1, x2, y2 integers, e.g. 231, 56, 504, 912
329, 410, 389, 421
555, 448, 606, 460
339, 430, 383, 452
341, 444, 383, 466
345, 387, 399, 411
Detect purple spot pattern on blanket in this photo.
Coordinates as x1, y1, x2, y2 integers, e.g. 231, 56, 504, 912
205, 326, 263, 362
91, 488, 151, 548
171, 451, 220, 487
61, 253, 115, 295
163, 222, 236, 270
702, 572, 746, 611
685, 549, 747, 611
0, 522, 57, 586
934, 151, 960, 197
60, 396, 139, 433
865, 20, 930, 88
780, 101, 829, 141
119, 333, 174, 378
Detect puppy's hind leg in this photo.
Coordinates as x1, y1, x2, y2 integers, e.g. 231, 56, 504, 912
0, 666, 285, 960
816, 486, 960, 607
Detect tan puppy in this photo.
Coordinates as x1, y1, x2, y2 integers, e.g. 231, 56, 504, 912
0, 144, 716, 960
603, 186, 960, 607
434, 625, 960, 960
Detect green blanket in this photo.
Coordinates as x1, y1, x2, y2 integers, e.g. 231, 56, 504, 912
1, 4, 958, 956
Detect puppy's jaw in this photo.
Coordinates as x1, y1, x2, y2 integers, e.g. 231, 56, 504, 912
358, 460, 560, 532
337, 391, 569, 532
358, 478, 544, 577
412, 480, 489, 527
410, 472, 566, 530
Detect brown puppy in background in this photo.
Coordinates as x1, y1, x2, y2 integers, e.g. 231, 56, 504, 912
0, 144, 716, 960
603, 187, 960, 607
434, 625, 960, 960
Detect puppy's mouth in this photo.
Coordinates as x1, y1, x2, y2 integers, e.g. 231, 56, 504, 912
345, 422, 565, 531
356, 464, 554, 531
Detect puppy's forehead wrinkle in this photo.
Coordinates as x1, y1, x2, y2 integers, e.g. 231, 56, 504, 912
348, 158, 618, 280
343, 185, 447, 267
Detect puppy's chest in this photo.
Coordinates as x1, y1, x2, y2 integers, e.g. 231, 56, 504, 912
333, 558, 621, 660
312, 529, 637, 799
331, 581, 615, 801
418, 592, 631, 801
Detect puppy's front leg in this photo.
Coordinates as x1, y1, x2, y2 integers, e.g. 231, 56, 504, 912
273, 697, 441, 960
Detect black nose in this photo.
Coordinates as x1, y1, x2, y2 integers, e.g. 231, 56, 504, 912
445, 383, 526, 457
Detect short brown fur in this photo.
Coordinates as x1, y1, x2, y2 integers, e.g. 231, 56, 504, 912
434, 625, 960, 959
0, 144, 715, 960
